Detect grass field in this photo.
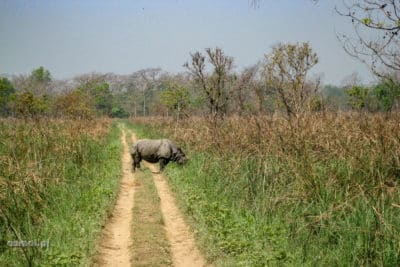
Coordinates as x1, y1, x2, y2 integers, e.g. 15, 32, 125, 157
0, 118, 122, 266
130, 113, 400, 266
1, 115, 399, 266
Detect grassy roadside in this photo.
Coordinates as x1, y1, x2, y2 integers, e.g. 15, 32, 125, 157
126, 121, 288, 265
164, 154, 289, 266
0, 119, 122, 266
127, 116, 400, 266
124, 121, 275, 265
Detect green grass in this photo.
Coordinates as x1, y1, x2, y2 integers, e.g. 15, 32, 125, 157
165, 153, 291, 266
127, 117, 400, 267
164, 154, 400, 266
130, 167, 172, 266
0, 119, 122, 266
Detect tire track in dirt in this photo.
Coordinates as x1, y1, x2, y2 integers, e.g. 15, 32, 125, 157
93, 129, 135, 267
130, 132, 208, 267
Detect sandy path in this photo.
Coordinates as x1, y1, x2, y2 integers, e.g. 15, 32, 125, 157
130, 132, 208, 267
93, 129, 135, 267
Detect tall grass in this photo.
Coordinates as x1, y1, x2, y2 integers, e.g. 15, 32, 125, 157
131, 112, 400, 266
0, 118, 122, 266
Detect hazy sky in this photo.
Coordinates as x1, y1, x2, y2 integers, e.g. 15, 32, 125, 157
0, 0, 376, 85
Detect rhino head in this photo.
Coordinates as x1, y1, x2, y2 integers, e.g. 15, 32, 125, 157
173, 147, 188, 164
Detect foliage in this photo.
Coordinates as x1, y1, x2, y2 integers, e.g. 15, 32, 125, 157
345, 85, 370, 111
31, 66, 51, 83
29, 66, 52, 96
53, 90, 95, 119
77, 79, 113, 116
372, 79, 400, 111
13, 91, 49, 117
93, 82, 113, 114
110, 106, 128, 118
0, 77, 15, 115
160, 81, 190, 119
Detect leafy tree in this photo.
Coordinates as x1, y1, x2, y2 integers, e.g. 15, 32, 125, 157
0, 77, 15, 115
53, 90, 95, 119
13, 91, 49, 117
110, 106, 128, 118
372, 79, 400, 111
264, 42, 319, 119
31, 66, 51, 83
76, 77, 113, 116
346, 85, 370, 111
160, 81, 190, 120
28, 66, 52, 96
93, 82, 113, 115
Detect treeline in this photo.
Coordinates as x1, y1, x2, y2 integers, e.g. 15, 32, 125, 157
1, 43, 399, 119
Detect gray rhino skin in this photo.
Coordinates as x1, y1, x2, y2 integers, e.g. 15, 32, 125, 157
131, 139, 187, 171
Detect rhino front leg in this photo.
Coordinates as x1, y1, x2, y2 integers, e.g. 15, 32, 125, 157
159, 158, 169, 172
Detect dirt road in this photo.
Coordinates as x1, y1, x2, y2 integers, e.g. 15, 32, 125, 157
93, 129, 136, 266
130, 132, 208, 267
94, 128, 207, 266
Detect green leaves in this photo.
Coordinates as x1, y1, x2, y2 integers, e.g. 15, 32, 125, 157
14, 91, 49, 117
362, 18, 372, 26
0, 77, 15, 115
30, 66, 51, 84
160, 81, 190, 117
345, 85, 369, 110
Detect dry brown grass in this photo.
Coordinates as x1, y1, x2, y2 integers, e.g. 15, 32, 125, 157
132, 112, 400, 212
130, 112, 400, 265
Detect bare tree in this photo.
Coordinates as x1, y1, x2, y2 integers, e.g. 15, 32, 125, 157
184, 47, 234, 121
336, 0, 400, 77
232, 64, 260, 115
264, 42, 319, 120
127, 68, 161, 116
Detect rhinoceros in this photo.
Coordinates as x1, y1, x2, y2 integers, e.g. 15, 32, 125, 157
130, 139, 187, 171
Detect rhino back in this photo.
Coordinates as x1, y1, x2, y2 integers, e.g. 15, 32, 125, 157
136, 139, 172, 162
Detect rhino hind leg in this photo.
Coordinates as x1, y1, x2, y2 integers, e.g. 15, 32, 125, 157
131, 153, 141, 171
